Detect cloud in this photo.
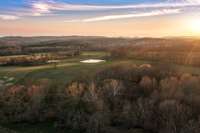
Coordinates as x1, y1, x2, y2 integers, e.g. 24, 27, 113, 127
31, 1, 200, 11
0, 15, 19, 20
64, 19, 82, 23
32, 2, 51, 13
65, 9, 181, 22
185, 0, 200, 4
32, 12, 43, 16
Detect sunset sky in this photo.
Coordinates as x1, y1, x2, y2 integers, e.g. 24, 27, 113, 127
0, 0, 200, 37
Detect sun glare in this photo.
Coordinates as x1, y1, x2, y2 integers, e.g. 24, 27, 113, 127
187, 18, 200, 35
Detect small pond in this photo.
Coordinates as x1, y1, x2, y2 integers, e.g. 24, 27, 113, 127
80, 59, 106, 63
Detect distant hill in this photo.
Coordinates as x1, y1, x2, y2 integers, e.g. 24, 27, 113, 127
0, 36, 200, 56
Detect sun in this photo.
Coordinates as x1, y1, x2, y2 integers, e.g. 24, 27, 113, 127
187, 18, 200, 35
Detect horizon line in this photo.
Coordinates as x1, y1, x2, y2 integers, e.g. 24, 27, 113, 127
1, 35, 200, 39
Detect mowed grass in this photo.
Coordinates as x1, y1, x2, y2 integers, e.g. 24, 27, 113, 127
18, 62, 113, 88
81, 51, 110, 57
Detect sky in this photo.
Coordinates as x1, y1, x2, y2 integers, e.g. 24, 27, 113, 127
0, 0, 200, 37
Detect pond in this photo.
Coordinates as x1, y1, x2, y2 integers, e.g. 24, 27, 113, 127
80, 59, 106, 63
